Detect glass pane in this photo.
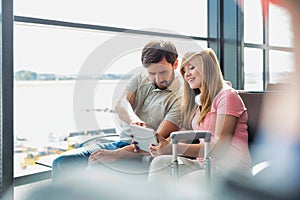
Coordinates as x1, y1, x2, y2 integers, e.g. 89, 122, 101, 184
244, 48, 263, 91
14, 24, 115, 176
14, 24, 116, 75
14, 0, 207, 37
269, 4, 293, 47
269, 50, 295, 83
244, 0, 263, 44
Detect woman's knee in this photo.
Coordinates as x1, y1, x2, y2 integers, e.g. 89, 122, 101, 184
149, 155, 172, 171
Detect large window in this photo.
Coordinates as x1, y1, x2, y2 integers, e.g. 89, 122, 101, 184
244, 0, 294, 91
13, 0, 208, 179
11, 0, 295, 188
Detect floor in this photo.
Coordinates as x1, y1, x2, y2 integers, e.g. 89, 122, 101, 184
14, 179, 51, 200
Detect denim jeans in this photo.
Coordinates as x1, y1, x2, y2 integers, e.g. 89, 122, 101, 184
52, 141, 130, 182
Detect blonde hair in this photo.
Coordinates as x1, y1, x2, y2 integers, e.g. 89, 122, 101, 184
180, 48, 226, 129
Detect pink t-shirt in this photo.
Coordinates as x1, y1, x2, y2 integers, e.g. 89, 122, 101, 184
192, 88, 252, 172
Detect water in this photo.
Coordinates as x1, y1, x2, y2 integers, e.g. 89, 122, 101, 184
14, 80, 122, 147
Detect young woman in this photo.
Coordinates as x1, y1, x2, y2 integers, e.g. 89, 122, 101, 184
147, 48, 252, 183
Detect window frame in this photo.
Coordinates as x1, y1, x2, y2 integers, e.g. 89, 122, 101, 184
1, 0, 14, 199
243, 0, 294, 90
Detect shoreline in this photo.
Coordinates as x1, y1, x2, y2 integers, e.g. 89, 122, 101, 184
14, 79, 124, 86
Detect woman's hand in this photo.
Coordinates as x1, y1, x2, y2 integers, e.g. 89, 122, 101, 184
149, 134, 172, 157
131, 140, 140, 153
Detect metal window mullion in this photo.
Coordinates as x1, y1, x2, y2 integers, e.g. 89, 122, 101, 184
237, 0, 244, 90
262, 0, 270, 90
1, 0, 14, 199
219, 0, 224, 71
208, 0, 221, 58
14, 16, 208, 42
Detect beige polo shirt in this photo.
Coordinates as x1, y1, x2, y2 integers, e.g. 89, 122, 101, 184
119, 69, 183, 141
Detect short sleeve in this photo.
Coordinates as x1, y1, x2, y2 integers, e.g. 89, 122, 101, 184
216, 89, 246, 117
125, 69, 147, 92
126, 74, 140, 92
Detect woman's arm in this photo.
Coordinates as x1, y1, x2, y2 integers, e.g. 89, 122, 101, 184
209, 114, 237, 159
177, 114, 237, 158
149, 134, 202, 158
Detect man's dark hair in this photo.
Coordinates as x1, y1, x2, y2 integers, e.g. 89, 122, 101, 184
141, 40, 178, 68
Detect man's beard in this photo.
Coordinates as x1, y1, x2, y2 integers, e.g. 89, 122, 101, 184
153, 70, 174, 90
154, 81, 169, 90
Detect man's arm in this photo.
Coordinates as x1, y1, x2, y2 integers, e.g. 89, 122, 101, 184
115, 90, 145, 125
156, 120, 179, 139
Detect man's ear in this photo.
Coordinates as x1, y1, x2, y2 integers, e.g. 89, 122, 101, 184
173, 59, 179, 70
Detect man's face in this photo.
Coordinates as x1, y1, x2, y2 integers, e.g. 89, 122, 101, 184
147, 57, 175, 90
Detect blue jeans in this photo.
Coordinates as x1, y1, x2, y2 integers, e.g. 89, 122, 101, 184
52, 141, 130, 182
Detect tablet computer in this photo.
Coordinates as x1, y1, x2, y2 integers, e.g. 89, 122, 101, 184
130, 124, 157, 152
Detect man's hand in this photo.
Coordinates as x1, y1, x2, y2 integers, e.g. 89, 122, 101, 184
88, 146, 142, 164
130, 121, 149, 128
88, 149, 120, 164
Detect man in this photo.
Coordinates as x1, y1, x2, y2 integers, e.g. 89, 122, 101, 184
52, 40, 183, 181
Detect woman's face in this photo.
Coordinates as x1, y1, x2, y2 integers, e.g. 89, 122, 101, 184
182, 60, 203, 89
